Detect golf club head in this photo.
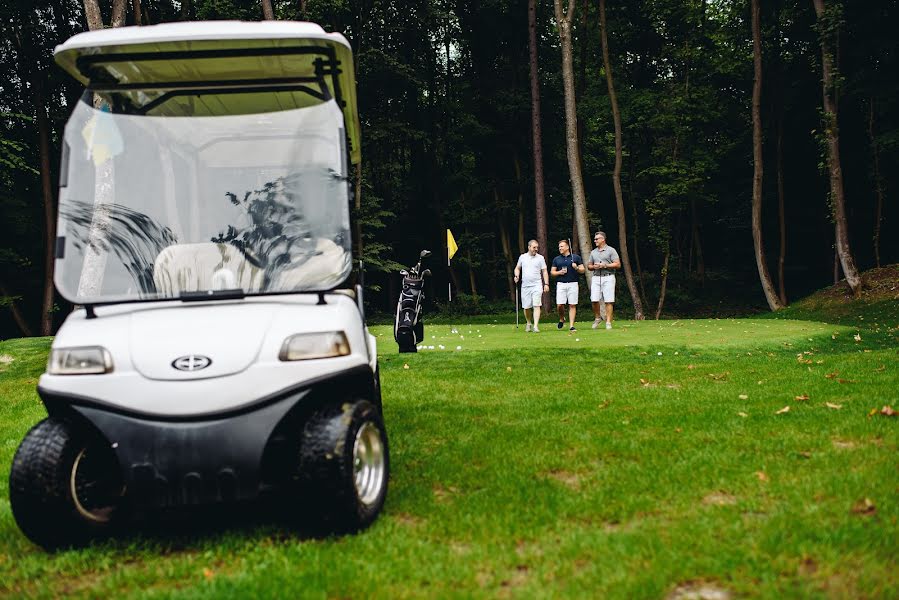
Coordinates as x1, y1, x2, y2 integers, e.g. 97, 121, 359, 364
420, 249, 432, 259
400, 270, 408, 276
421, 269, 431, 277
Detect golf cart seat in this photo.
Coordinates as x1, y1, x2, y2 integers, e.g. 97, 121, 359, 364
153, 242, 264, 295
153, 239, 352, 295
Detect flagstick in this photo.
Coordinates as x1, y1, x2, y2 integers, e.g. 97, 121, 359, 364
447, 244, 451, 302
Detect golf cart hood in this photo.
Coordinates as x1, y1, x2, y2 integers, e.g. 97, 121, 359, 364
38, 293, 378, 417
54, 21, 360, 163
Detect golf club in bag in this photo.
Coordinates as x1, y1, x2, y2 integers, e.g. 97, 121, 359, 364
394, 250, 432, 353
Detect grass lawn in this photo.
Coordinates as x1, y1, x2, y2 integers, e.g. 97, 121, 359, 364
0, 298, 896, 598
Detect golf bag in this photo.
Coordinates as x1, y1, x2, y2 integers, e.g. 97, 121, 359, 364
394, 250, 431, 353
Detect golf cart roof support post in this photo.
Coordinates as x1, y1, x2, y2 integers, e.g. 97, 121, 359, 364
317, 292, 327, 305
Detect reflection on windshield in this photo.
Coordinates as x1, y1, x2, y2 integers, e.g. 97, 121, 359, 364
60, 200, 177, 295
55, 99, 353, 303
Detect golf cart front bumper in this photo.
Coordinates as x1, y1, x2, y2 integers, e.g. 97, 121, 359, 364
38, 365, 377, 509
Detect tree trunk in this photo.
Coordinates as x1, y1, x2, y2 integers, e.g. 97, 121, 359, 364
132, 0, 142, 25
527, 1, 548, 295
261, 0, 275, 20
300, 0, 307, 19
110, 0, 127, 27
627, 153, 648, 307
600, 0, 643, 320
354, 162, 363, 261
466, 249, 479, 304
554, 1, 592, 278
751, 0, 783, 311
776, 112, 787, 305
868, 99, 884, 268
497, 190, 516, 302
181, 0, 190, 20
36, 86, 56, 336
812, 0, 861, 296
654, 246, 670, 320
83, 0, 103, 30
0, 281, 34, 337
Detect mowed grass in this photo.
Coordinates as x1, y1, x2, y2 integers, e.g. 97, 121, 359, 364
0, 308, 897, 598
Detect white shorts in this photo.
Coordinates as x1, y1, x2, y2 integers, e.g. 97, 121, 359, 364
556, 282, 578, 305
591, 274, 615, 303
521, 286, 542, 309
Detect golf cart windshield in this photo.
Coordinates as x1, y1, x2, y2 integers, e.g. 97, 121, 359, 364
55, 97, 352, 303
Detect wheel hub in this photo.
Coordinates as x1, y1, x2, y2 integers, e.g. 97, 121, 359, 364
352, 422, 385, 506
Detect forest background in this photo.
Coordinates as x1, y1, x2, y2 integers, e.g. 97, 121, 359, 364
1, 0, 896, 337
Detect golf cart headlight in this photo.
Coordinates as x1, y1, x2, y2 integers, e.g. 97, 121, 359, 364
48, 346, 113, 375
279, 332, 351, 361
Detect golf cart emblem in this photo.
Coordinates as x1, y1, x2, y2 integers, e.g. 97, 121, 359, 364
172, 355, 212, 372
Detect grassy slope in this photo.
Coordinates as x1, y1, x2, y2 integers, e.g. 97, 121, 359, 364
0, 278, 896, 599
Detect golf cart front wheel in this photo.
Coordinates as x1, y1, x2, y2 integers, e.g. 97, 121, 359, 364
9, 418, 124, 550
298, 400, 389, 532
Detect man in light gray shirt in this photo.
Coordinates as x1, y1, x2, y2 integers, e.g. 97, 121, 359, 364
588, 231, 620, 329
514, 239, 549, 332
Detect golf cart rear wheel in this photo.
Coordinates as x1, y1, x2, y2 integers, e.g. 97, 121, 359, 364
9, 418, 123, 550
297, 400, 389, 532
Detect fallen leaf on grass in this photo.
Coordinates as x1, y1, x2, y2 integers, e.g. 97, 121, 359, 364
403, 363, 410, 370
851, 498, 876, 515
825, 402, 842, 410
797, 451, 812, 459
795, 394, 810, 401
776, 406, 791, 415
825, 372, 839, 379
875, 364, 885, 372
737, 412, 748, 418
738, 394, 748, 400
708, 372, 729, 381
880, 405, 896, 417
203, 568, 214, 580
687, 364, 695, 370
506, 366, 512, 372
755, 471, 769, 482
598, 399, 611, 409
853, 333, 862, 342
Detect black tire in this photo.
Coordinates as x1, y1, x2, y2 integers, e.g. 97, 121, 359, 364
296, 400, 389, 533
9, 418, 124, 550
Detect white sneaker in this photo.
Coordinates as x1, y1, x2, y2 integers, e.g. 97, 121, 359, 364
592, 319, 601, 329
533, 326, 540, 333
606, 322, 612, 330
525, 323, 532, 332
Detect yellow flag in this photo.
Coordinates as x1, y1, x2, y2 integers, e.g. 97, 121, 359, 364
447, 229, 459, 261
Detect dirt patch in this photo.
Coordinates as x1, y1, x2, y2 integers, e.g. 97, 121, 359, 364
433, 484, 459, 502
702, 492, 737, 506
798, 264, 899, 305
667, 581, 732, 600
832, 439, 857, 450
545, 469, 582, 489
798, 557, 818, 577
393, 513, 423, 527
497, 565, 530, 598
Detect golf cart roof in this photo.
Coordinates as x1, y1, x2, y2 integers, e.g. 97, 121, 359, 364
54, 21, 361, 163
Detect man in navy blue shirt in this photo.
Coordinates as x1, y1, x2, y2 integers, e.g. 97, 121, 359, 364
550, 240, 586, 331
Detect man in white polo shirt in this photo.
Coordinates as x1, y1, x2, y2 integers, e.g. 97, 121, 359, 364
588, 231, 620, 329
513, 239, 549, 332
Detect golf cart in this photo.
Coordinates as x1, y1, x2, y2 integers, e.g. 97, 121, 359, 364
9, 21, 388, 550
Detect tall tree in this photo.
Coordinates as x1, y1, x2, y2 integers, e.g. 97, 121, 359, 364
261, 0, 275, 20
599, 0, 644, 320
812, 0, 861, 295
528, 0, 549, 310
751, 0, 783, 310
553, 0, 592, 274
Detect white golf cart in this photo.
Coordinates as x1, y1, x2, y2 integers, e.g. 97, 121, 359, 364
9, 21, 388, 549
